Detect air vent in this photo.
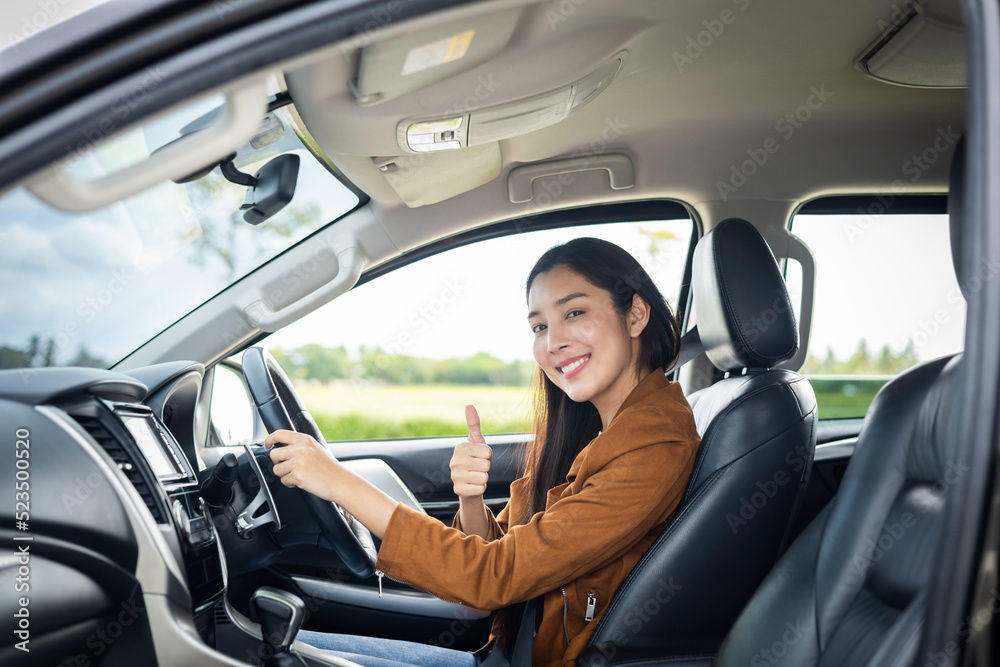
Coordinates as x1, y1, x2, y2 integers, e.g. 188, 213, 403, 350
215, 599, 231, 626
73, 415, 168, 523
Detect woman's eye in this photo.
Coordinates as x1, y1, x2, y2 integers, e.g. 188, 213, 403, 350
531, 323, 546, 334
566, 310, 584, 319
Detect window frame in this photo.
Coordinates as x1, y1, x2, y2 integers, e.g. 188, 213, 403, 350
785, 193, 955, 422
355, 199, 702, 380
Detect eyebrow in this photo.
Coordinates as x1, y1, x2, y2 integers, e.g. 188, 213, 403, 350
527, 292, 589, 320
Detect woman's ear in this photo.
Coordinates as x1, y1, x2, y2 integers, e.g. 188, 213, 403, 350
628, 294, 651, 338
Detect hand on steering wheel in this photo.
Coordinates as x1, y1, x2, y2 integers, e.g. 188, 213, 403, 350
265, 429, 339, 499
241, 346, 377, 579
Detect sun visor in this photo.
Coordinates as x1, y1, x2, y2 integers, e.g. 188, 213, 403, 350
857, 0, 965, 88
373, 143, 501, 207
350, 8, 522, 106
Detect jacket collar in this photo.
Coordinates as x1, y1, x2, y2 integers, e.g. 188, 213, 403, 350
611, 368, 671, 423
565, 369, 673, 482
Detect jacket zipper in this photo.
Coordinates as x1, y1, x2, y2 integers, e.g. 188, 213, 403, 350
585, 590, 597, 622
560, 586, 571, 646
374, 568, 465, 605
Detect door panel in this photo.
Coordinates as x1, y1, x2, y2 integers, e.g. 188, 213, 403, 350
333, 435, 526, 524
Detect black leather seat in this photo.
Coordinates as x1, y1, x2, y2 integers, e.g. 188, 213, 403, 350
579, 218, 818, 665
699, 141, 970, 667
709, 145, 968, 667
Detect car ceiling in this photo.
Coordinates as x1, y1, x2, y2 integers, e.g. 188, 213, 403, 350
280, 0, 965, 249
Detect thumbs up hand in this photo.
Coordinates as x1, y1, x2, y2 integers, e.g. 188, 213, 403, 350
450, 405, 493, 500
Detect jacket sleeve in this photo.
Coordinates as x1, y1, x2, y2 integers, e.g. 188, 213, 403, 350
451, 503, 507, 542
451, 472, 528, 539
375, 409, 697, 610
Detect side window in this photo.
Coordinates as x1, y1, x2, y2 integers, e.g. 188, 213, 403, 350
785, 210, 965, 420
263, 218, 694, 441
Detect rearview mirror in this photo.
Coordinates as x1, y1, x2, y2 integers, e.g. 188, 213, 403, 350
240, 153, 300, 225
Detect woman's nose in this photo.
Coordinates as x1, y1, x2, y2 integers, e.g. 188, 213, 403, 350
546, 322, 570, 354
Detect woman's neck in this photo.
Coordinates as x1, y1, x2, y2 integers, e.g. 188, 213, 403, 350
593, 365, 652, 431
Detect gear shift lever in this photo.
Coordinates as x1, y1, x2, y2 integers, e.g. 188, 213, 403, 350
251, 586, 306, 666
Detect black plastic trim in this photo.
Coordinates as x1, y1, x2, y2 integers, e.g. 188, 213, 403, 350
355, 200, 694, 288
796, 194, 948, 216
920, 0, 1000, 662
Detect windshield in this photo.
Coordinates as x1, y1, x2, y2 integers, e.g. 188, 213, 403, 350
0, 98, 359, 371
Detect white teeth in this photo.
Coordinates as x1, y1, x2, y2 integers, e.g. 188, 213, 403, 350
560, 356, 589, 373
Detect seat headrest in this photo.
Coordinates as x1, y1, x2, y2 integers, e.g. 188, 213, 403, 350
948, 134, 967, 299
693, 218, 798, 371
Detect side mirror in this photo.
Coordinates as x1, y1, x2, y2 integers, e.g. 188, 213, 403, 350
210, 364, 257, 447
240, 153, 300, 225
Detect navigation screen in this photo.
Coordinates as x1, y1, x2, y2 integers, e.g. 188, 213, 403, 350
122, 414, 184, 479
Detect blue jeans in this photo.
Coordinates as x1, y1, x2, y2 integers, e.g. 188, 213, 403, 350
295, 630, 483, 667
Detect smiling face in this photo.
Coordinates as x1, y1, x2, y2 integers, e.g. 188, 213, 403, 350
527, 264, 651, 428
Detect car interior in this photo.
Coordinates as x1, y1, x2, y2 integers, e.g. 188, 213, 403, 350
0, 0, 997, 665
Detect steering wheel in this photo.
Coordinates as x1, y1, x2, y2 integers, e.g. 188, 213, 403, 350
240, 346, 377, 579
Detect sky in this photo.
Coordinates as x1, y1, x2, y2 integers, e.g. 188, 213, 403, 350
790, 213, 965, 363
265, 221, 694, 363
1, 0, 108, 55
0, 102, 358, 368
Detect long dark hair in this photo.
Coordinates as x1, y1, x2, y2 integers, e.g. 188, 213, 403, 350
492, 237, 682, 652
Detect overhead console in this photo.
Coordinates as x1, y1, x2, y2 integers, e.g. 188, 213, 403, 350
395, 54, 623, 153
285, 0, 637, 206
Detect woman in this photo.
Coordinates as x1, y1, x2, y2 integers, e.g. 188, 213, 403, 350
268, 238, 702, 666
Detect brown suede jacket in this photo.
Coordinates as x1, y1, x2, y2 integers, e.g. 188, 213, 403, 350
374, 370, 701, 666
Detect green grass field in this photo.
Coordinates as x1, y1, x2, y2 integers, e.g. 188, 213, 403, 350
297, 377, 890, 441
298, 383, 534, 440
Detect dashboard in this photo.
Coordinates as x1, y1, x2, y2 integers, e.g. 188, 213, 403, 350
0, 361, 232, 666
0, 359, 473, 667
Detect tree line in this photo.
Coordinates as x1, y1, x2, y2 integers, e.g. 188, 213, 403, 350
0, 335, 106, 370
0, 335, 923, 381
270, 344, 537, 386
799, 340, 919, 375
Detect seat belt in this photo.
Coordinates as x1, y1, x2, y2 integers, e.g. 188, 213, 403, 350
509, 597, 537, 666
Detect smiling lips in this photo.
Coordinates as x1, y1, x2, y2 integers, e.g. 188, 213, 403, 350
556, 354, 591, 378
